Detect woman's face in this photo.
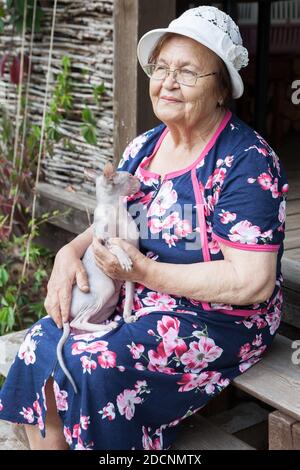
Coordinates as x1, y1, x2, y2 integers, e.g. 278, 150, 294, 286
149, 35, 222, 128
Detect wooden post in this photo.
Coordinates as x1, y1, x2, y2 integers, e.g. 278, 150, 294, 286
113, 0, 176, 165
269, 410, 300, 450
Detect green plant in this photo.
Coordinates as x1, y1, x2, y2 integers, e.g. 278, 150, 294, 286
44, 55, 73, 154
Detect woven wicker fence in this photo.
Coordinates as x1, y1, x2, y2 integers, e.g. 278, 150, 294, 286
0, 0, 114, 194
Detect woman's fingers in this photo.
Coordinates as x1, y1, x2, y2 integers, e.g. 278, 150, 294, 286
75, 266, 90, 292
58, 283, 73, 323
44, 296, 62, 328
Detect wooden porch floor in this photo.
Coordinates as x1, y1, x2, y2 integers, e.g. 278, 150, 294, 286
284, 168, 300, 262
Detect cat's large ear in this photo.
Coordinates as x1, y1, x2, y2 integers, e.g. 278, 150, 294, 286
84, 168, 99, 181
102, 162, 116, 182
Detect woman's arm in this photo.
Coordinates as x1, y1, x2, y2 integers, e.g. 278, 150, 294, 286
93, 237, 277, 306
44, 225, 94, 327
143, 241, 277, 305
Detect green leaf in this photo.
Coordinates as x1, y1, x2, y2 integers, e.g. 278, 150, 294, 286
0, 266, 9, 287
82, 107, 96, 125
81, 125, 97, 146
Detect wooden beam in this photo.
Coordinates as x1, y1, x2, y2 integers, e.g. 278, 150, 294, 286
113, 0, 176, 164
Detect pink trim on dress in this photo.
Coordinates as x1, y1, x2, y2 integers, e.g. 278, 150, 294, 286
139, 110, 232, 181
211, 232, 280, 252
212, 308, 265, 317
191, 169, 213, 312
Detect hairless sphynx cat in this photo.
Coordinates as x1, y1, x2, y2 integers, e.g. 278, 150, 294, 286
56, 162, 141, 393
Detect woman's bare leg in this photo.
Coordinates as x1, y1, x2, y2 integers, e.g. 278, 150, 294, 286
25, 378, 69, 450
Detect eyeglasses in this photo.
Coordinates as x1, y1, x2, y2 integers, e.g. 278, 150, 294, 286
143, 63, 217, 87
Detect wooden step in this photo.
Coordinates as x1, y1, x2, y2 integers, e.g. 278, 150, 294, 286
232, 335, 300, 421
0, 329, 27, 377
172, 414, 254, 450
0, 421, 29, 450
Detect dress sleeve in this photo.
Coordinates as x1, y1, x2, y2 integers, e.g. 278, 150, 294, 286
211, 145, 289, 252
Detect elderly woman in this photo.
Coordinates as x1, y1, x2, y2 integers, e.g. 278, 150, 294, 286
0, 6, 288, 450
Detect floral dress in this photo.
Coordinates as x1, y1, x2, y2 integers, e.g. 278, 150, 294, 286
0, 110, 289, 450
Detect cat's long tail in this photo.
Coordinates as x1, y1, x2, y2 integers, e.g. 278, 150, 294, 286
56, 322, 78, 394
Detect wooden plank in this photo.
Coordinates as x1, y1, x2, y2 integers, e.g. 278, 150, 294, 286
286, 198, 300, 216
113, 0, 176, 163
282, 286, 300, 329
284, 248, 300, 262
232, 335, 300, 422
0, 329, 27, 377
0, 421, 29, 450
269, 410, 299, 450
285, 214, 300, 231
284, 230, 300, 250
36, 182, 94, 235
282, 257, 300, 291
173, 414, 254, 450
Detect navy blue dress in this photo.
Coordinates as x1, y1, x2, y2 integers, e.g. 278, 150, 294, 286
0, 110, 289, 450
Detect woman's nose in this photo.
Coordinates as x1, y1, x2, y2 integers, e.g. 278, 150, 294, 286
162, 72, 180, 88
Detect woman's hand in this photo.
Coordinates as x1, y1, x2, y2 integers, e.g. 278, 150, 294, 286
92, 237, 150, 283
44, 245, 90, 328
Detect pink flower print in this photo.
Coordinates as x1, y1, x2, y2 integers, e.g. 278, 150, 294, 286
97, 350, 117, 369
163, 212, 180, 229
162, 233, 178, 248
247, 177, 256, 184
205, 175, 213, 189
209, 238, 221, 254
73, 332, 108, 342
279, 201, 286, 223
252, 334, 263, 347
213, 186, 221, 205
138, 191, 155, 206
157, 315, 180, 337
129, 342, 145, 359
53, 381, 68, 411
177, 371, 221, 392
0, 399, 3, 412
80, 415, 90, 430
162, 232, 179, 247
239, 356, 261, 373
20, 406, 35, 423
180, 337, 223, 372
136, 165, 160, 186
216, 158, 223, 167
148, 217, 163, 234
147, 181, 177, 217
282, 184, 289, 194
63, 426, 73, 445
18, 334, 37, 365
98, 402, 116, 421
245, 144, 268, 157
257, 172, 272, 190
80, 356, 97, 374
270, 178, 280, 198
142, 427, 162, 450
117, 389, 142, 420
142, 292, 176, 311
174, 219, 193, 237
260, 229, 273, 241
219, 209, 237, 224
72, 423, 81, 438
229, 220, 261, 244
238, 342, 251, 358
148, 346, 176, 374
72, 340, 108, 355
266, 310, 281, 335
134, 380, 147, 393
123, 133, 149, 161
212, 167, 226, 185
224, 155, 234, 167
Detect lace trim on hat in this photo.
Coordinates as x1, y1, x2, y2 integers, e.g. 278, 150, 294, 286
193, 6, 242, 45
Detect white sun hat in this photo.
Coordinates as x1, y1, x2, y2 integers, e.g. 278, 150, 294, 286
137, 5, 249, 99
